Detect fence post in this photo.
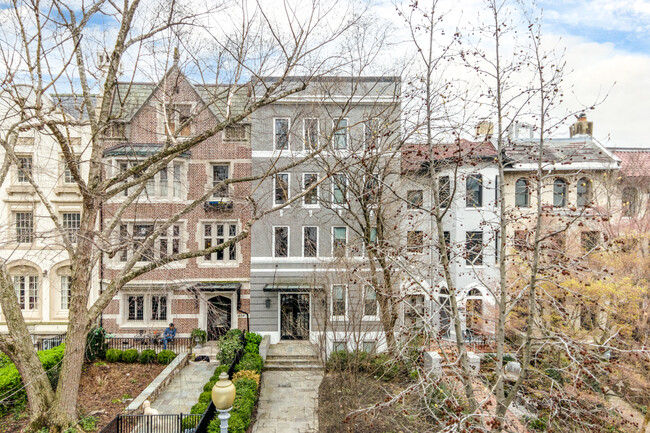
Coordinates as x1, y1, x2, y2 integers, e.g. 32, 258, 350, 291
179, 413, 182, 433
116, 414, 120, 433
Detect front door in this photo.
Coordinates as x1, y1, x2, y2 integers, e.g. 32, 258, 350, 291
207, 295, 232, 340
280, 294, 310, 340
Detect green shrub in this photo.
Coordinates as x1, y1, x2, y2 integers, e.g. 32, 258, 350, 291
235, 353, 263, 373
198, 391, 212, 404
232, 378, 257, 394
78, 415, 97, 431
85, 327, 108, 361
139, 349, 157, 364
191, 329, 208, 346
105, 349, 122, 363
217, 333, 244, 366
544, 368, 564, 385
190, 402, 208, 414
0, 352, 9, 368
157, 350, 176, 365
122, 349, 139, 363
211, 365, 229, 381
225, 329, 243, 339
203, 379, 217, 392
232, 370, 260, 386
207, 419, 220, 433
244, 333, 262, 354
181, 415, 200, 430
370, 353, 409, 381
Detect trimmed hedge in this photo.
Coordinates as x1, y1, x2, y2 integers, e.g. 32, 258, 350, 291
122, 348, 139, 363
139, 349, 157, 364
0, 344, 65, 412
234, 353, 263, 374
105, 348, 123, 363
157, 350, 176, 365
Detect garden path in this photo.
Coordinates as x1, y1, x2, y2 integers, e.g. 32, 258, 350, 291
150, 361, 215, 414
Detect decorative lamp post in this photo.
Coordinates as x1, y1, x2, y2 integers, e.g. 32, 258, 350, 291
212, 372, 236, 433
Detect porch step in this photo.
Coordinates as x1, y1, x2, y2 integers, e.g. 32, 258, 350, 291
263, 341, 322, 371
264, 363, 322, 371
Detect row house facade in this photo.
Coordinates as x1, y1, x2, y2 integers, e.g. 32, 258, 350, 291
0, 88, 97, 344
100, 67, 252, 340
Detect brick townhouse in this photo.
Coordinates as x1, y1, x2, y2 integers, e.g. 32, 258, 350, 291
99, 64, 252, 340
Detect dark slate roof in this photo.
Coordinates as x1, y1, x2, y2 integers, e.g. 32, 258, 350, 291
402, 139, 497, 173
103, 143, 191, 158
503, 135, 619, 170
610, 148, 650, 178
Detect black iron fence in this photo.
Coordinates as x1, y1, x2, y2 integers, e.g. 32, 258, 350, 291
99, 414, 201, 433
105, 336, 192, 353
35, 334, 66, 351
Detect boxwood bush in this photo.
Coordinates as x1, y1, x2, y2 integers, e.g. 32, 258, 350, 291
122, 348, 139, 363
234, 353, 263, 373
105, 348, 123, 363
139, 349, 157, 364
198, 391, 212, 404
157, 350, 176, 365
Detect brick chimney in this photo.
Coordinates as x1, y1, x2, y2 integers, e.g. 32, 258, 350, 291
475, 121, 494, 139
569, 112, 593, 137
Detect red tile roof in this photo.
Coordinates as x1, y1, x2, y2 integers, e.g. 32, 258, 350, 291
402, 139, 497, 172
612, 149, 650, 177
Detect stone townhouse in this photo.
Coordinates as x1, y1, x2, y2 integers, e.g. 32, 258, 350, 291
501, 116, 620, 258
400, 139, 500, 341
0, 88, 96, 345
100, 65, 252, 340
248, 77, 402, 354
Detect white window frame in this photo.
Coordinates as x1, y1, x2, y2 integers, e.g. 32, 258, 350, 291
115, 159, 185, 200
166, 103, 194, 138
60, 275, 72, 310
332, 226, 348, 257
14, 211, 34, 244
362, 285, 379, 321
332, 118, 349, 150
302, 226, 319, 258
201, 221, 239, 264
61, 212, 81, 244
13, 275, 39, 311
330, 284, 347, 320
123, 292, 170, 325
364, 118, 381, 149
331, 173, 347, 207
274, 118, 290, 151
302, 173, 319, 208
15, 154, 33, 184
211, 163, 231, 198
118, 222, 183, 263
273, 225, 290, 258
303, 118, 319, 150
274, 173, 290, 206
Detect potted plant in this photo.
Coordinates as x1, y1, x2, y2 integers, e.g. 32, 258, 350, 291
191, 328, 207, 349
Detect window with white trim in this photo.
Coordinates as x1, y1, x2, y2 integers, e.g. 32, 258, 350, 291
331, 285, 347, 318
466, 231, 484, 266
333, 118, 348, 149
62, 212, 81, 243
274, 226, 289, 258
303, 226, 318, 257
212, 164, 230, 197
363, 285, 378, 318
117, 160, 184, 199
303, 173, 318, 206
16, 155, 32, 183
203, 222, 238, 262
274, 173, 289, 205
364, 119, 380, 149
168, 104, 192, 137
274, 118, 289, 150
304, 118, 319, 150
14, 275, 38, 310
62, 157, 79, 184
119, 223, 182, 262
332, 174, 347, 205
151, 295, 167, 321
466, 174, 482, 208
127, 295, 144, 321
15, 212, 34, 243
61, 275, 71, 310
333, 227, 347, 257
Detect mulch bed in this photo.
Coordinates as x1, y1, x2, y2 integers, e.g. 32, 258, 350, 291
318, 372, 431, 433
0, 362, 165, 433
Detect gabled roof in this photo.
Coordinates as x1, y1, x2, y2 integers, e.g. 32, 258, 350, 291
503, 135, 620, 171
402, 139, 497, 173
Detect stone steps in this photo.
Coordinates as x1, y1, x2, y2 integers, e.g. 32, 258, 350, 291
263, 341, 322, 372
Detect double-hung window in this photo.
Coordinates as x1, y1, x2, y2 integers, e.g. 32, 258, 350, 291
275, 118, 289, 150
553, 178, 567, 208
333, 119, 348, 149
212, 164, 230, 197
134, 224, 154, 261
274, 226, 289, 258
466, 174, 482, 208
62, 212, 81, 243
364, 119, 380, 149
331, 285, 347, 318
439, 176, 451, 208
203, 222, 238, 262
333, 227, 347, 257
303, 226, 318, 257
407, 190, 423, 209
363, 285, 378, 318
127, 295, 144, 321
16, 155, 32, 183
407, 231, 424, 253
515, 178, 530, 208
63, 157, 79, 184
275, 173, 289, 205
60, 275, 71, 310
15, 212, 34, 243
14, 275, 38, 310
465, 231, 484, 265
304, 118, 319, 150
332, 174, 347, 205
303, 173, 319, 206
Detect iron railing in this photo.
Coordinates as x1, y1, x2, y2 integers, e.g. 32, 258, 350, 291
99, 414, 201, 433
35, 334, 66, 351
105, 336, 192, 353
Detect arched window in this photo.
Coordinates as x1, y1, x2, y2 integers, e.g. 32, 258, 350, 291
515, 178, 530, 208
553, 178, 567, 208
576, 177, 592, 208
466, 288, 484, 334
467, 287, 482, 297
622, 187, 638, 217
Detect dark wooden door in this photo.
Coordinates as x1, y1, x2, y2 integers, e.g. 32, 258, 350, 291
207, 295, 231, 340
280, 294, 310, 340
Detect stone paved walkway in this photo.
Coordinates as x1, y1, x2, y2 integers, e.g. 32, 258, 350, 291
252, 370, 323, 433
150, 362, 215, 414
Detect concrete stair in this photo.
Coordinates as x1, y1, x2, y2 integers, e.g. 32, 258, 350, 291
263, 341, 322, 371
191, 341, 220, 363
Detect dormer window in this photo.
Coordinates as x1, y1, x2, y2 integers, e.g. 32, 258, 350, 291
168, 104, 192, 137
